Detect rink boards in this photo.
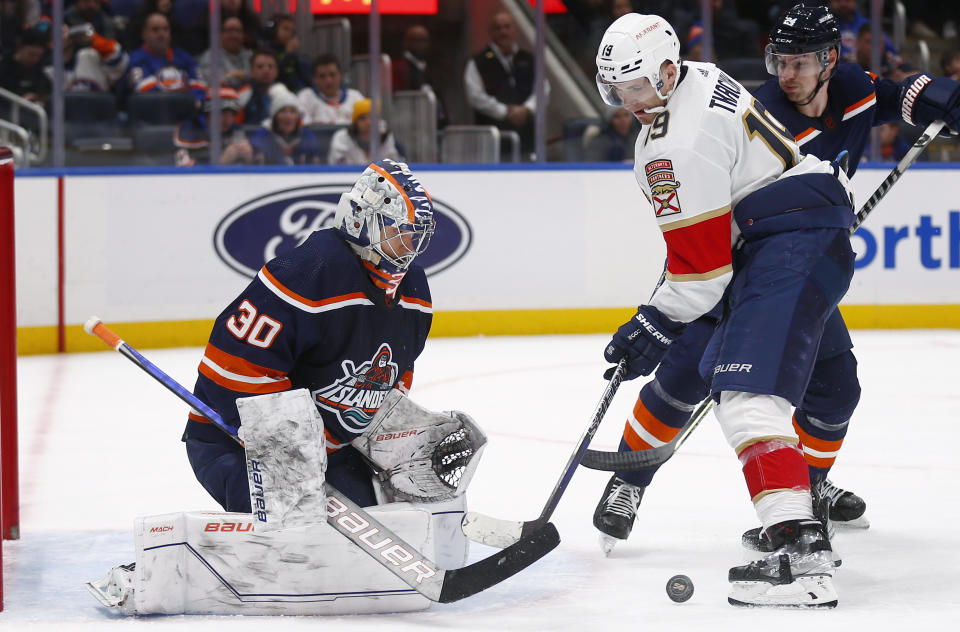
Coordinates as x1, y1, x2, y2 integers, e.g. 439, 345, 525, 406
11, 164, 960, 353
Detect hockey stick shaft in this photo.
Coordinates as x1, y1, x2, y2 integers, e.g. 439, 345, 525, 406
461, 359, 627, 548
85, 317, 558, 603
84, 317, 240, 443
580, 396, 714, 471
849, 119, 945, 234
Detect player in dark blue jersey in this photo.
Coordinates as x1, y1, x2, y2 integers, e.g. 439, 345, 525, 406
182, 159, 436, 512
593, 1, 960, 552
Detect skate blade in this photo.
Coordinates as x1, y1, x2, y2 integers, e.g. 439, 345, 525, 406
728, 574, 837, 608
835, 515, 870, 529
85, 578, 125, 608
599, 533, 622, 556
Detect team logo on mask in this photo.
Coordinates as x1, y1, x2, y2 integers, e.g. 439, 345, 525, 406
645, 159, 682, 216
312, 344, 399, 434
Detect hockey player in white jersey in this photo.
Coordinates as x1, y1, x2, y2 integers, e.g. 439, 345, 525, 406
594, 13, 856, 608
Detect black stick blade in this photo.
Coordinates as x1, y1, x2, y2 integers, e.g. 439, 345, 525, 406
437, 522, 560, 603
580, 446, 674, 471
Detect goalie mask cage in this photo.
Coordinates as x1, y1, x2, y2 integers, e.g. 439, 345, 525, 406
0, 147, 21, 611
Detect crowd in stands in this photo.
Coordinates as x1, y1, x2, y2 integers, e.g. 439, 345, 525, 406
3, 1, 960, 166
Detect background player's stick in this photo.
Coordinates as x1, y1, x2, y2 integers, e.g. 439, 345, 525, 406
460, 359, 628, 548
849, 119, 945, 234
84, 316, 559, 603
579, 397, 714, 471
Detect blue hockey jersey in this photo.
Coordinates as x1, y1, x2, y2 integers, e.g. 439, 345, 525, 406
182, 227, 433, 452
754, 63, 920, 175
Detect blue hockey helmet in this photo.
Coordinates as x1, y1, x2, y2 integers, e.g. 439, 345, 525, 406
335, 159, 435, 274
765, 2, 841, 74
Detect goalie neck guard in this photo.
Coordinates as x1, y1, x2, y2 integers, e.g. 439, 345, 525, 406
335, 159, 436, 295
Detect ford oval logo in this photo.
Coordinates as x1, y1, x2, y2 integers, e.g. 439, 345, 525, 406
214, 184, 472, 278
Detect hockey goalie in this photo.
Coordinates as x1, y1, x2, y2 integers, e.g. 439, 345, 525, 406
86, 160, 488, 615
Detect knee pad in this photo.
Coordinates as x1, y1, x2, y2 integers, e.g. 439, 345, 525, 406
715, 391, 796, 452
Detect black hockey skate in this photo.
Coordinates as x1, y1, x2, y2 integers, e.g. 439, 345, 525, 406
741, 479, 867, 552
593, 474, 644, 555
729, 519, 840, 608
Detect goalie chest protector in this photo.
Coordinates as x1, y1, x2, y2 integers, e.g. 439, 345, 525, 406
185, 228, 433, 449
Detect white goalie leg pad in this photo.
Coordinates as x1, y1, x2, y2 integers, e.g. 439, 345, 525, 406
237, 389, 327, 532
352, 389, 486, 502
88, 500, 467, 616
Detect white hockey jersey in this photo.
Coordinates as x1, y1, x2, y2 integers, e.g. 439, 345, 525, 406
634, 61, 833, 323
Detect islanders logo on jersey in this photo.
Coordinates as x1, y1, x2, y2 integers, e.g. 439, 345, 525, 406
312, 344, 399, 434
645, 159, 682, 217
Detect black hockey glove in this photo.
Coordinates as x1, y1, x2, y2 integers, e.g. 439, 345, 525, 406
903, 74, 960, 132
603, 305, 686, 381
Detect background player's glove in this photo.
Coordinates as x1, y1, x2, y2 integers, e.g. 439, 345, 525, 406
904, 75, 960, 132
603, 305, 686, 380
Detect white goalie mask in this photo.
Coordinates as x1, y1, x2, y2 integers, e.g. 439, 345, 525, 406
335, 159, 436, 276
595, 13, 681, 112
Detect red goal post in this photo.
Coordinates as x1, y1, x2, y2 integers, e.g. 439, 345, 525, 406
0, 146, 21, 611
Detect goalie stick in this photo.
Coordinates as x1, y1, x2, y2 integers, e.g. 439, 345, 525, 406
460, 359, 628, 549
84, 316, 559, 604
849, 119, 945, 234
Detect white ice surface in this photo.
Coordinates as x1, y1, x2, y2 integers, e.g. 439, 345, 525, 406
4, 331, 960, 630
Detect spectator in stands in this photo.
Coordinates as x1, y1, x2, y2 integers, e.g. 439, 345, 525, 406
125, 0, 189, 53
261, 12, 310, 93
864, 122, 913, 163
1, 0, 31, 59
64, 0, 120, 41
690, 0, 761, 60
0, 24, 51, 105
391, 23, 449, 128
854, 22, 902, 77
829, 0, 896, 64
685, 22, 715, 62
174, 85, 253, 166
238, 48, 286, 125
186, 0, 261, 57
197, 16, 251, 89
941, 49, 960, 81
464, 9, 549, 159
124, 12, 205, 102
584, 106, 640, 163
297, 53, 366, 125
248, 89, 320, 165
328, 98, 402, 165
57, 21, 128, 91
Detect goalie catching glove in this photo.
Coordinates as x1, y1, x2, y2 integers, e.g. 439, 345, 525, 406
603, 305, 686, 380
352, 390, 487, 502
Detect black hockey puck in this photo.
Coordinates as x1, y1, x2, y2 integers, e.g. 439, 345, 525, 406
666, 574, 694, 603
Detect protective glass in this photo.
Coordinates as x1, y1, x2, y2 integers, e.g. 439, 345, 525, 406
595, 74, 656, 107
764, 44, 831, 77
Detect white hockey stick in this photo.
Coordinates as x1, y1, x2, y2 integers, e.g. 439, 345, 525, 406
849, 119, 945, 234
85, 317, 559, 603
579, 396, 714, 471
461, 359, 628, 548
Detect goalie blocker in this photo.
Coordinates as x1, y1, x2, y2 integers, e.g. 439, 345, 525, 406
88, 389, 489, 615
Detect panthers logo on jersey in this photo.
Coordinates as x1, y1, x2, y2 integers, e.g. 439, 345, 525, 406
312, 344, 399, 434
646, 159, 682, 217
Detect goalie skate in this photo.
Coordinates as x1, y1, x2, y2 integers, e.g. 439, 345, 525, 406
593, 475, 644, 555
86, 562, 135, 612
729, 520, 839, 608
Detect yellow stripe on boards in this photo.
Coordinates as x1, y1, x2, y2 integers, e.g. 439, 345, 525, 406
14, 304, 960, 355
